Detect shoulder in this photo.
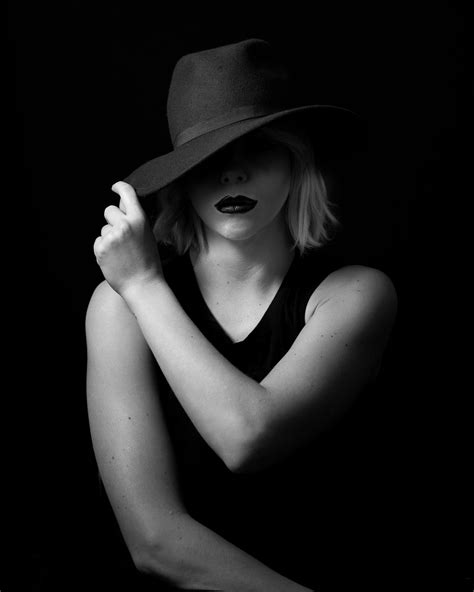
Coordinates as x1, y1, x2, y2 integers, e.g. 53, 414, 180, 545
308, 264, 398, 336
323, 264, 397, 299
85, 280, 143, 345
86, 280, 130, 325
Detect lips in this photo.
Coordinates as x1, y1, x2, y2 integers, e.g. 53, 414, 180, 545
214, 194, 258, 213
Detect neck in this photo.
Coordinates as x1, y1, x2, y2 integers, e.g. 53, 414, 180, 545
189, 216, 295, 291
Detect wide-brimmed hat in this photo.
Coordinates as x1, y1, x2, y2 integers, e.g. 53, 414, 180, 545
124, 38, 366, 198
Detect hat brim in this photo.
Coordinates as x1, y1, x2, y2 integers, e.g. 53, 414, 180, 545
123, 105, 367, 198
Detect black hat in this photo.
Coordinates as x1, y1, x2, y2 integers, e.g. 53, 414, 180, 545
124, 38, 366, 197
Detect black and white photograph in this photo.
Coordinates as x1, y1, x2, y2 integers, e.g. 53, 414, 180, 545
9, 4, 471, 591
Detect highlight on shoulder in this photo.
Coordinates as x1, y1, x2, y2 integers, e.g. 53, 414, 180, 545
85, 280, 138, 338
306, 264, 398, 330
327, 264, 397, 297
324, 264, 397, 324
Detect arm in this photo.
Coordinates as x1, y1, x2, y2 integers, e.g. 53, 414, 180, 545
85, 281, 314, 591
122, 277, 267, 471
95, 181, 397, 474
122, 265, 397, 473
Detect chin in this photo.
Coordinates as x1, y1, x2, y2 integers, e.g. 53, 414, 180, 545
211, 219, 261, 241
219, 230, 259, 242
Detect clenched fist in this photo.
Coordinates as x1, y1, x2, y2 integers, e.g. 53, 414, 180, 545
94, 181, 163, 296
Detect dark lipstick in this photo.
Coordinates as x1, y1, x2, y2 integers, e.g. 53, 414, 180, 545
214, 195, 258, 214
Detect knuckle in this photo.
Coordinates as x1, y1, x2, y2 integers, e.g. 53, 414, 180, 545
93, 240, 103, 257
130, 212, 145, 227
118, 221, 131, 234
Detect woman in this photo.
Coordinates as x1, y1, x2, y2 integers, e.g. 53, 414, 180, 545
86, 39, 397, 591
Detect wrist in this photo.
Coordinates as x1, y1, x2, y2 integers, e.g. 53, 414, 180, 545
120, 274, 168, 307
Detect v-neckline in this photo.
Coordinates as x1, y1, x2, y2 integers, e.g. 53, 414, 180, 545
185, 252, 298, 345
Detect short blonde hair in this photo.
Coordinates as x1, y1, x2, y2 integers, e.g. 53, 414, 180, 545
151, 118, 340, 256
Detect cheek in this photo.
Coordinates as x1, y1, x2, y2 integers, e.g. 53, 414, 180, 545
187, 188, 224, 228
189, 188, 215, 217
260, 156, 292, 207
184, 174, 214, 213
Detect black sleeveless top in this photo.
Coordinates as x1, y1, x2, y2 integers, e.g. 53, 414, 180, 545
154, 245, 381, 589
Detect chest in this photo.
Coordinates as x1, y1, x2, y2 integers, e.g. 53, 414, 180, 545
199, 284, 320, 344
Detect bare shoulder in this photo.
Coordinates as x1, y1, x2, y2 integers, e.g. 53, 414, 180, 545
86, 280, 129, 324
321, 264, 397, 299
85, 280, 142, 344
307, 264, 398, 332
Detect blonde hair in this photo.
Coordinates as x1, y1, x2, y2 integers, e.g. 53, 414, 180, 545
151, 118, 340, 256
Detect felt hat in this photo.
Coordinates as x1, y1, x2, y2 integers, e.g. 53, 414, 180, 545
124, 38, 366, 197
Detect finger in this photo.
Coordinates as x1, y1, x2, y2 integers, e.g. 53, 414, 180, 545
111, 181, 143, 217
93, 236, 103, 259
103, 204, 124, 225
101, 224, 113, 237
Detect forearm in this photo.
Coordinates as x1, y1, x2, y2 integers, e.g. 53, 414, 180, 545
122, 278, 268, 467
138, 512, 314, 591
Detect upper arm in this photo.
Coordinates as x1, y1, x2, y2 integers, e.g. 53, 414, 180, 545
85, 281, 187, 560
245, 266, 398, 473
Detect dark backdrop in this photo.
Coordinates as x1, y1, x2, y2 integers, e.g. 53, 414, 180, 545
9, 4, 470, 591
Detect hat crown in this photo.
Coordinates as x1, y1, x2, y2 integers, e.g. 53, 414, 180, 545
167, 39, 293, 147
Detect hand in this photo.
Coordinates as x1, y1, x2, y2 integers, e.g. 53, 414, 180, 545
94, 181, 163, 296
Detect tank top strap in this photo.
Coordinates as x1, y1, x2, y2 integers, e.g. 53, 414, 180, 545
272, 247, 349, 332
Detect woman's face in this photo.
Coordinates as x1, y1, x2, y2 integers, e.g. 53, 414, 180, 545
183, 129, 292, 243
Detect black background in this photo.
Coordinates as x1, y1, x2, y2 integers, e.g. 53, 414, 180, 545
8, 4, 471, 591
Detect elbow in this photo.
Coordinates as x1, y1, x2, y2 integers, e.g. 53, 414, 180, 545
131, 538, 172, 581
224, 451, 249, 474
226, 456, 256, 475
226, 414, 283, 474
224, 398, 270, 474
227, 449, 269, 475
131, 533, 190, 588
132, 526, 211, 590
224, 431, 267, 475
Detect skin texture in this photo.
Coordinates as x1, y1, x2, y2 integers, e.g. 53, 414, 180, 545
87, 131, 398, 589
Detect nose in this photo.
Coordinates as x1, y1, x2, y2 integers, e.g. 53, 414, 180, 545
220, 166, 248, 185
219, 142, 248, 185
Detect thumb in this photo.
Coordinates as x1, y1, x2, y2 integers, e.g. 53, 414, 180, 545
111, 181, 143, 217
